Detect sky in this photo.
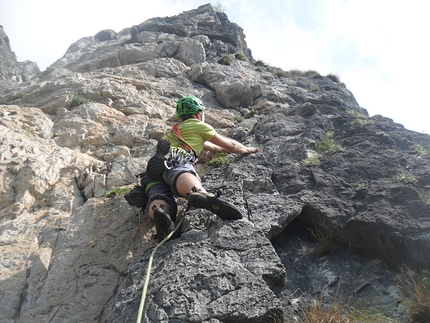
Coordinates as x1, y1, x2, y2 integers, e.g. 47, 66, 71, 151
1, 0, 429, 134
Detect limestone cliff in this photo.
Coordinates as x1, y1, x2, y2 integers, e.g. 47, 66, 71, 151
1, 4, 429, 323
0, 25, 40, 93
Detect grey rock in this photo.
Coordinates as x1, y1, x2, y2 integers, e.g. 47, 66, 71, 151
108, 220, 284, 323
0, 26, 40, 93
94, 29, 118, 42
0, 4, 428, 323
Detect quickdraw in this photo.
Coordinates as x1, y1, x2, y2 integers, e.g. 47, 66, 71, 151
164, 147, 198, 169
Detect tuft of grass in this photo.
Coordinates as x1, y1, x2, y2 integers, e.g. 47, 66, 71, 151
419, 188, 430, 204
91, 162, 100, 172
234, 115, 245, 122
297, 101, 312, 107
283, 285, 397, 323
207, 152, 229, 168
357, 118, 374, 126
212, 1, 225, 13
376, 131, 389, 137
105, 187, 131, 197
300, 300, 394, 323
347, 110, 375, 126
398, 268, 430, 322
310, 220, 333, 257
303, 70, 321, 78
218, 54, 234, 66
10, 91, 25, 100
254, 60, 267, 67
357, 182, 367, 189
274, 67, 289, 77
327, 73, 341, 83
303, 155, 320, 167
245, 108, 259, 118
310, 84, 321, 92
317, 132, 345, 154
69, 95, 92, 108
234, 52, 249, 62
271, 312, 283, 323
414, 144, 429, 156
272, 68, 313, 78
395, 173, 419, 185
288, 69, 305, 77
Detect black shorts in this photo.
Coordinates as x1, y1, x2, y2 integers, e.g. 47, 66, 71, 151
140, 163, 198, 221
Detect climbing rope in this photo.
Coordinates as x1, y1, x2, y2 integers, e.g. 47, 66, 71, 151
136, 208, 188, 323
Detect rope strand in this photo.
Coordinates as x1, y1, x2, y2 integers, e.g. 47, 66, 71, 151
136, 207, 188, 323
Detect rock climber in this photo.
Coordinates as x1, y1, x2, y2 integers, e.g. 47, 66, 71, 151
127, 96, 259, 241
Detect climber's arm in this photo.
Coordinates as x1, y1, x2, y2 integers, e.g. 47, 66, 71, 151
207, 133, 258, 154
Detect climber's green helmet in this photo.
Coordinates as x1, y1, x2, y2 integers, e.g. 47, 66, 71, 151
176, 96, 205, 118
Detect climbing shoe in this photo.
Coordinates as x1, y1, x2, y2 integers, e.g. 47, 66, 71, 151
146, 139, 171, 180
124, 185, 147, 209
153, 206, 174, 242
187, 192, 243, 220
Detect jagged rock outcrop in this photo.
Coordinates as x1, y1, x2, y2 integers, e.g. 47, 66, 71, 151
0, 26, 40, 93
1, 4, 429, 323
45, 4, 250, 74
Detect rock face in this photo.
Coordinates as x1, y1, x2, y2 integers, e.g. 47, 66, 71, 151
0, 4, 429, 323
0, 26, 40, 93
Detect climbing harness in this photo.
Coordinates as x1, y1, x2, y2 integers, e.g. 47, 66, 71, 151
136, 206, 189, 323
164, 147, 198, 169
